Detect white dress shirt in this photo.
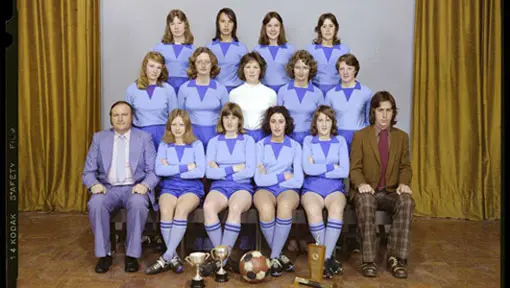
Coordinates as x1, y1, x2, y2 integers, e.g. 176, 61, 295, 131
108, 129, 134, 186
229, 82, 277, 130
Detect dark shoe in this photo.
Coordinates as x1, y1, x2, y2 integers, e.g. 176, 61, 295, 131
169, 255, 185, 273
200, 259, 219, 277
145, 256, 171, 275
361, 262, 377, 277
270, 258, 283, 277
125, 256, 139, 273
387, 256, 408, 279
95, 256, 112, 273
278, 254, 294, 272
324, 257, 343, 277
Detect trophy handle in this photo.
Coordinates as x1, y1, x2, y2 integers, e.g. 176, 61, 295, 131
210, 247, 217, 260
184, 256, 193, 265
204, 252, 210, 262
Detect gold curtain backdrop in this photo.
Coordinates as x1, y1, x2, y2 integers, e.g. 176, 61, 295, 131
411, 0, 501, 220
19, 0, 100, 212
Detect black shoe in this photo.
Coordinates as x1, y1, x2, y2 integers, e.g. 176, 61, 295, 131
125, 256, 139, 273
387, 256, 408, 279
169, 255, 184, 273
200, 259, 219, 277
326, 257, 343, 275
270, 258, 283, 277
145, 256, 171, 275
95, 256, 112, 273
278, 254, 294, 272
361, 262, 377, 277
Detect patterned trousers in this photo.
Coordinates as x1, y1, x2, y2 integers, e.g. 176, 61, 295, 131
354, 191, 415, 263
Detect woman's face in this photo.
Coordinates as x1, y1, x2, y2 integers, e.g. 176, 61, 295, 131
316, 112, 333, 137
293, 59, 310, 82
222, 114, 239, 134
338, 61, 356, 84
270, 113, 286, 138
244, 60, 261, 84
320, 18, 336, 42
265, 17, 281, 42
218, 13, 234, 39
170, 116, 185, 138
145, 59, 163, 83
169, 16, 185, 39
195, 53, 212, 77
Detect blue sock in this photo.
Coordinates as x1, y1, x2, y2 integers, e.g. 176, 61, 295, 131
160, 221, 172, 250
270, 217, 293, 259
205, 221, 223, 248
260, 219, 275, 247
325, 218, 343, 259
221, 222, 241, 249
309, 221, 325, 245
163, 218, 187, 262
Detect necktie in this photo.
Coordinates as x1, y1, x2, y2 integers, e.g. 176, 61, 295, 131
116, 135, 126, 183
377, 129, 389, 190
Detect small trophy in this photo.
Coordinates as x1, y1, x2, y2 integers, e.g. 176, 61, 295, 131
210, 245, 231, 282
307, 233, 326, 282
185, 252, 210, 288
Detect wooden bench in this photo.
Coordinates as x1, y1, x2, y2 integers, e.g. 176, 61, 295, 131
109, 204, 392, 257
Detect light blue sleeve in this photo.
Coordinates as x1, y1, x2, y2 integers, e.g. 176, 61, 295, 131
281, 142, 304, 189
254, 141, 279, 187
325, 136, 350, 179
232, 136, 256, 181
177, 85, 187, 110
302, 136, 328, 176
155, 143, 184, 176
205, 137, 232, 180
181, 141, 206, 179
125, 84, 136, 106
166, 84, 178, 115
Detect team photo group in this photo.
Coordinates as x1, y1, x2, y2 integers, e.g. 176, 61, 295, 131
83, 7, 414, 282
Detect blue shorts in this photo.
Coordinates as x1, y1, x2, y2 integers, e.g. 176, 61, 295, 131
302, 177, 345, 198
160, 179, 205, 200
139, 124, 165, 150
245, 129, 265, 143
168, 76, 188, 94
210, 180, 254, 199
256, 185, 300, 198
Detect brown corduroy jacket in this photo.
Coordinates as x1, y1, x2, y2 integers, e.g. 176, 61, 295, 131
349, 125, 412, 198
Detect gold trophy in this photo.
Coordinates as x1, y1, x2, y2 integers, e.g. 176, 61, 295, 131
185, 252, 210, 288
210, 245, 231, 282
293, 233, 336, 288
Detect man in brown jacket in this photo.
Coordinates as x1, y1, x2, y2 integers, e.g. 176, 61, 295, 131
349, 91, 414, 279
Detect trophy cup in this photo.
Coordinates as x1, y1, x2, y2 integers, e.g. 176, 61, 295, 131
308, 233, 326, 282
185, 252, 210, 288
210, 245, 231, 282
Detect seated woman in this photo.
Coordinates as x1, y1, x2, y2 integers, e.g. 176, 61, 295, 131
145, 109, 205, 275
201, 102, 256, 273
253, 106, 303, 277
301, 105, 349, 279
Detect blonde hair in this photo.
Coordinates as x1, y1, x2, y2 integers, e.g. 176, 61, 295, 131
161, 9, 194, 44
136, 51, 168, 89
162, 109, 197, 145
216, 102, 246, 134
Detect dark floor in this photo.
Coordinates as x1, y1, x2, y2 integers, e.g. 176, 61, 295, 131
17, 212, 500, 287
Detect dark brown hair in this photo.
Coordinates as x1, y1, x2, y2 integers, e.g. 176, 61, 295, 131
162, 109, 197, 145
313, 13, 341, 45
335, 53, 360, 78
161, 9, 194, 44
258, 11, 288, 45
310, 105, 338, 136
109, 101, 134, 126
216, 102, 246, 134
186, 47, 221, 79
286, 50, 318, 81
237, 51, 267, 81
261, 106, 295, 136
369, 91, 398, 126
213, 8, 239, 42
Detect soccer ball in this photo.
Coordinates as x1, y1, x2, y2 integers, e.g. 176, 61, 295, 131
239, 250, 271, 283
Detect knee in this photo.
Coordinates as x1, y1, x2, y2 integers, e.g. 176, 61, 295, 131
398, 194, 415, 210
159, 205, 174, 219
174, 205, 192, 219
202, 200, 218, 216
256, 203, 275, 219
328, 205, 345, 220
304, 205, 323, 223
228, 202, 245, 217
87, 195, 107, 212
126, 194, 149, 212
276, 201, 296, 217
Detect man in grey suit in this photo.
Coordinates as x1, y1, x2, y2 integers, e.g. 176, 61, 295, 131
82, 101, 159, 273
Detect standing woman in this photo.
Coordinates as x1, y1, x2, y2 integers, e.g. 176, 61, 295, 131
306, 13, 350, 95
145, 109, 205, 275
324, 53, 372, 150
202, 102, 256, 271
301, 105, 349, 279
178, 47, 229, 148
278, 50, 323, 145
126, 51, 177, 150
229, 52, 277, 142
253, 106, 303, 277
253, 11, 294, 93
207, 8, 249, 93
153, 9, 196, 94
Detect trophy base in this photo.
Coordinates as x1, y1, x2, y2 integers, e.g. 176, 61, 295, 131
215, 272, 229, 283
190, 279, 205, 288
